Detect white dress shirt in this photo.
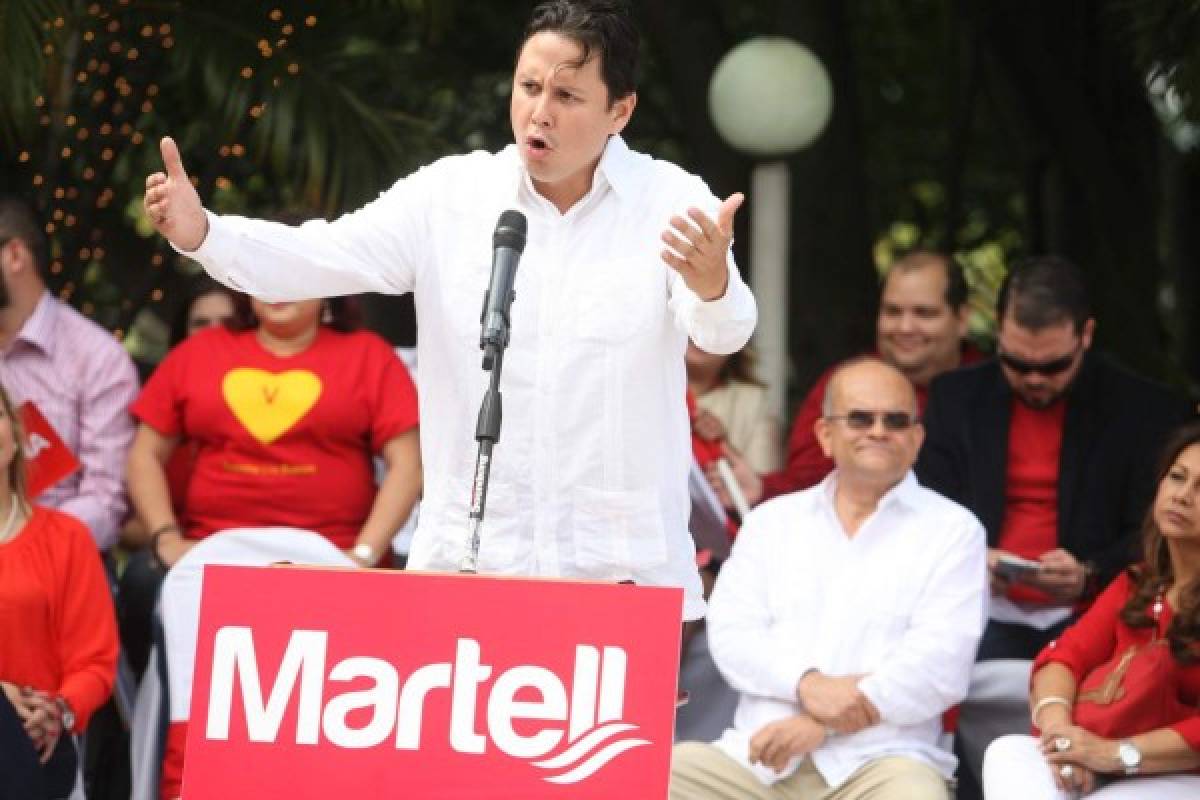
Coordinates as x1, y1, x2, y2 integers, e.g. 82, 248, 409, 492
184, 135, 757, 618
708, 471, 988, 787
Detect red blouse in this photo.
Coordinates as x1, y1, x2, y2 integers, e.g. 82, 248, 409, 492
1034, 571, 1200, 750
0, 506, 118, 731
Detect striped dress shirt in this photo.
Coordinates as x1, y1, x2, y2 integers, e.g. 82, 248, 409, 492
0, 291, 138, 550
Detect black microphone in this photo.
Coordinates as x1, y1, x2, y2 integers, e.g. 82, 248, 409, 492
479, 210, 527, 369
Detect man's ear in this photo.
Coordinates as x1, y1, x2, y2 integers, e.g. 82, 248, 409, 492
955, 305, 970, 339
1081, 317, 1096, 350
608, 91, 636, 135
0, 239, 20, 277
1, 238, 33, 276
814, 417, 833, 460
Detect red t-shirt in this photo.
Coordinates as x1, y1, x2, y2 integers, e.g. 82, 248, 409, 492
998, 397, 1066, 605
131, 326, 418, 549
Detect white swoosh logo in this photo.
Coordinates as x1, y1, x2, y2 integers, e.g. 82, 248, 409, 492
529, 721, 651, 784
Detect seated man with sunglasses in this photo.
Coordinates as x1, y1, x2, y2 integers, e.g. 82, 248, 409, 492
915, 255, 1193, 799
671, 358, 987, 800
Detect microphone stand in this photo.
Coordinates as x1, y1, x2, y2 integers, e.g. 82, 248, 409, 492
458, 334, 509, 573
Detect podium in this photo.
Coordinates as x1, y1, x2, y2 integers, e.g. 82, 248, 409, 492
180, 565, 683, 798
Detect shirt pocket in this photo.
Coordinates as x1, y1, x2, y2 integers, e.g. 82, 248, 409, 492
571, 256, 664, 343
571, 485, 669, 580
441, 259, 492, 346
856, 603, 913, 668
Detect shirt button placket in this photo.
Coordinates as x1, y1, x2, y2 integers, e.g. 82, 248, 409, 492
532, 216, 567, 575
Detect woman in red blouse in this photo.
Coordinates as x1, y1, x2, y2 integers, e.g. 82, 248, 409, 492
0, 384, 118, 799
983, 421, 1200, 798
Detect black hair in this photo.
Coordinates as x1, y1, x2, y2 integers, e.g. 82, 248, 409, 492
168, 275, 244, 347
521, 0, 639, 105
0, 194, 49, 277
886, 249, 969, 310
996, 255, 1092, 333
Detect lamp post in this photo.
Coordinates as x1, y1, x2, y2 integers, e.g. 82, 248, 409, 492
708, 37, 833, 420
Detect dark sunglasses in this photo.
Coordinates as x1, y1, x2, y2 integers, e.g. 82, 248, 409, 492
825, 409, 919, 431
997, 348, 1079, 376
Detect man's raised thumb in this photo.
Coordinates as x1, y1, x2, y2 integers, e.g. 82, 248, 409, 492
160, 136, 188, 181
717, 192, 745, 237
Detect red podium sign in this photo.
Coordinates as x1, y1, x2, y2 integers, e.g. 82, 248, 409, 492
183, 566, 683, 799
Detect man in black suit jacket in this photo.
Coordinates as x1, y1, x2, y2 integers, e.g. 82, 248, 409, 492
915, 256, 1193, 800
918, 256, 1192, 660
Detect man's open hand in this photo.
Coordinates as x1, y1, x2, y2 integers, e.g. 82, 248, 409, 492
660, 192, 743, 301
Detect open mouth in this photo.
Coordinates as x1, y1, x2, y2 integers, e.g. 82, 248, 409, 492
527, 135, 550, 152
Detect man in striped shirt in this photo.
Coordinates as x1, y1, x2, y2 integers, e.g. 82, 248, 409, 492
0, 195, 138, 551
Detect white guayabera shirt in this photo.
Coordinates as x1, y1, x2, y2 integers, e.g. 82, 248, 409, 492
184, 135, 757, 619
708, 471, 988, 786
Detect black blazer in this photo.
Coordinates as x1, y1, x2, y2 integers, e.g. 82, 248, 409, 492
916, 352, 1194, 589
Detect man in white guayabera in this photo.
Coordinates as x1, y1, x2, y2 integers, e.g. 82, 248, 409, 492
671, 359, 987, 800
142, 0, 756, 620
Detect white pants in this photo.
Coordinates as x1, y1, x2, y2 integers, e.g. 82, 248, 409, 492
983, 734, 1200, 799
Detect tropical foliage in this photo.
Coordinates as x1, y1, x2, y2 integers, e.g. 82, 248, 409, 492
2, 0, 1199, 392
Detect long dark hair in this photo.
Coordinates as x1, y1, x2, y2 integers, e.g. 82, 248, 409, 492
168, 275, 246, 346
1121, 420, 1200, 664
719, 346, 765, 388
0, 383, 29, 504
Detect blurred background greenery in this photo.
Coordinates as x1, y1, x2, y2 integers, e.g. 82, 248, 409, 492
2, 0, 1198, 407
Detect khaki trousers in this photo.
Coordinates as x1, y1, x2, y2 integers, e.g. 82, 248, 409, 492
670, 741, 949, 800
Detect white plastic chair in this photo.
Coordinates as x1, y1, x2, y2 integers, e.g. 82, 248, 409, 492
954, 659, 1034, 789
128, 528, 354, 800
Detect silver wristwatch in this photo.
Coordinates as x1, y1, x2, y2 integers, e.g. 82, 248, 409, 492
55, 696, 76, 731
1117, 739, 1141, 775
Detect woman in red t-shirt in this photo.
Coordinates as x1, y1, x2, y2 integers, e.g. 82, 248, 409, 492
127, 295, 421, 800
983, 421, 1200, 799
0, 383, 118, 799
127, 294, 421, 569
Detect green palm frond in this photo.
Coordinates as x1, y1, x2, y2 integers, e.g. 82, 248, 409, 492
0, 0, 68, 146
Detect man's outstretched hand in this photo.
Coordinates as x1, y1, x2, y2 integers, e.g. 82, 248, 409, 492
144, 136, 208, 252
660, 192, 743, 301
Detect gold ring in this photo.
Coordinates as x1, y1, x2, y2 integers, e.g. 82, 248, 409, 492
1054, 736, 1072, 752
1059, 764, 1074, 780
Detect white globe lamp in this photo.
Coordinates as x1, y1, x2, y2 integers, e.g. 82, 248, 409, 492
708, 37, 833, 420
709, 37, 833, 157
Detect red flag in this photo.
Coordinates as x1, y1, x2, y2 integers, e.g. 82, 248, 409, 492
19, 402, 81, 498
686, 390, 724, 467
